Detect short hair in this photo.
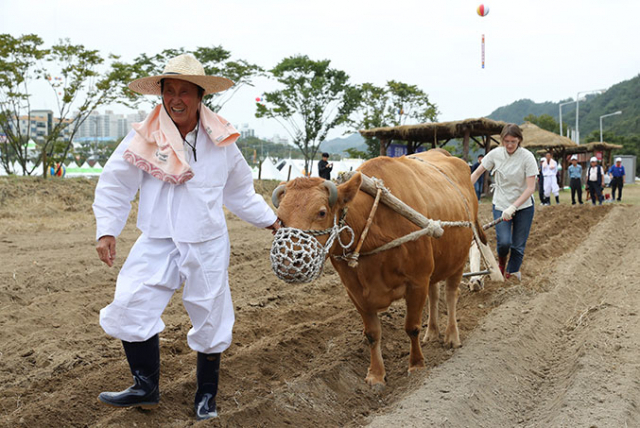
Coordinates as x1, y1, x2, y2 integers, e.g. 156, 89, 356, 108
322, 152, 329, 158
500, 123, 523, 145
160, 79, 205, 99
477, 154, 484, 159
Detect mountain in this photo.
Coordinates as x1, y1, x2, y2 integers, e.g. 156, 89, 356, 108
319, 133, 367, 155
487, 74, 640, 138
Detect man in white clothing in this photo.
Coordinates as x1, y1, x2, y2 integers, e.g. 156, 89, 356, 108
541, 151, 560, 205
93, 54, 279, 420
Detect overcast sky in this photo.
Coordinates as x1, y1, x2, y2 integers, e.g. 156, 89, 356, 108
2, 0, 639, 140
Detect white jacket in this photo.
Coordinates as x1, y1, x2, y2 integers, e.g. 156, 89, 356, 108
93, 129, 277, 243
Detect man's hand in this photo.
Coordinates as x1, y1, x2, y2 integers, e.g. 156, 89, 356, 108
501, 205, 517, 221
96, 235, 117, 267
267, 219, 282, 235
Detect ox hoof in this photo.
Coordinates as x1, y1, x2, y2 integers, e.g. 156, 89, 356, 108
444, 334, 462, 349
468, 279, 484, 292
365, 374, 386, 390
408, 363, 426, 375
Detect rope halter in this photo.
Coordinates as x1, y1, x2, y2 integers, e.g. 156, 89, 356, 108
270, 210, 355, 283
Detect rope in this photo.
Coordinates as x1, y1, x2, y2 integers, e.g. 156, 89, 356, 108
347, 187, 383, 267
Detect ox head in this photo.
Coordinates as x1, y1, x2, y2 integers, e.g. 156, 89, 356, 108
272, 173, 362, 247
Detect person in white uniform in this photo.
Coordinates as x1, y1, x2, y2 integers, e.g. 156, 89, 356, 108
93, 54, 280, 420
541, 151, 560, 205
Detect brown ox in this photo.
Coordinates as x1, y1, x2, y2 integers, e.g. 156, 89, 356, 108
273, 150, 487, 387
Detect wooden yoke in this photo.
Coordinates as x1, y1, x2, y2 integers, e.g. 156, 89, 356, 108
339, 172, 445, 238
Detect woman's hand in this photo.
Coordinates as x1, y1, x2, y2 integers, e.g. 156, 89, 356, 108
501, 205, 517, 221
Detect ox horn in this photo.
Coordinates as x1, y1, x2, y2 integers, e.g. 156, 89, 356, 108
323, 180, 338, 207
272, 185, 286, 208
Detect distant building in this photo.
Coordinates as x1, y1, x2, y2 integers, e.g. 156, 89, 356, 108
5, 110, 72, 142
76, 109, 148, 141
237, 123, 255, 139
269, 134, 289, 145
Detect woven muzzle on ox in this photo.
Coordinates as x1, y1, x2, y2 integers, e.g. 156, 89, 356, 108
270, 215, 354, 283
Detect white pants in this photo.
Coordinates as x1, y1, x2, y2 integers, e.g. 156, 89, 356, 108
543, 174, 559, 197
100, 234, 234, 354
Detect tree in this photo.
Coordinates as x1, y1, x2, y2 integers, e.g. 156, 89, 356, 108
0, 34, 130, 177
256, 55, 360, 174
114, 46, 262, 113
523, 113, 568, 135
0, 34, 47, 174
348, 81, 438, 158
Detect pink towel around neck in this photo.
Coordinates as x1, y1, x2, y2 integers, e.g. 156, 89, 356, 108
123, 104, 239, 184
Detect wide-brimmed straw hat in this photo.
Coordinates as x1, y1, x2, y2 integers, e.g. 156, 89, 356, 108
128, 54, 234, 96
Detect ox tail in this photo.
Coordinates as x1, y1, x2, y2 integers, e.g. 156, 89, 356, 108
475, 218, 488, 245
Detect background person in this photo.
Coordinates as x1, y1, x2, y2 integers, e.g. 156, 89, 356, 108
538, 157, 547, 205
318, 152, 333, 180
568, 154, 583, 205
471, 154, 484, 200
470, 123, 538, 281
93, 54, 279, 421
541, 151, 560, 205
586, 156, 605, 205
608, 157, 626, 201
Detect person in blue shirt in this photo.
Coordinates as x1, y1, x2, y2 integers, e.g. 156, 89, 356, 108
470, 154, 484, 200
608, 157, 626, 201
567, 155, 583, 205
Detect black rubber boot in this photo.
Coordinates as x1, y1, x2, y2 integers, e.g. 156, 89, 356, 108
194, 352, 220, 420
98, 334, 160, 409
555, 195, 560, 204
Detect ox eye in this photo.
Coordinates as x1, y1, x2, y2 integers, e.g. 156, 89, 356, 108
318, 209, 327, 218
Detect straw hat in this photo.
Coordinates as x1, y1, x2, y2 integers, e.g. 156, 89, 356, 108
128, 54, 234, 96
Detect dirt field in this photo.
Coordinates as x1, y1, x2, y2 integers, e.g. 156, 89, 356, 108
1, 176, 638, 427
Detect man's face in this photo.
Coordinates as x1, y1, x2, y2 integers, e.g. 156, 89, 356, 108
162, 78, 201, 130
616, 161, 622, 166
572, 159, 578, 165
546, 153, 552, 161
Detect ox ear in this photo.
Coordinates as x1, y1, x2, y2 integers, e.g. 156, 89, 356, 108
337, 172, 362, 206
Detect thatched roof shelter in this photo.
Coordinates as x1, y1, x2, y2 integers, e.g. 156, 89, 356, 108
558, 141, 623, 167
359, 117, 508, 159
517, 122, 578, 150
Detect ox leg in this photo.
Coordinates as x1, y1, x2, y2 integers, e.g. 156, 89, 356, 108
405, 282, 428, 372
444, 274, 463, 348
361, 312, 386, 388
422, 280, 439, 343
468, 241, 484, 291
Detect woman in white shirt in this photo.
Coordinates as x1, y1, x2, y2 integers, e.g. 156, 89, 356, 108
470, 124, 539, 281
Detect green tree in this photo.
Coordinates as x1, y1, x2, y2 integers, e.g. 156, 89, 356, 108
0, 34, 130, 177
348, 81, 438, 158
0, 34, 47, 174
114, 46, 262, 113
256, 55, 360, 174
523, 113, 568, 135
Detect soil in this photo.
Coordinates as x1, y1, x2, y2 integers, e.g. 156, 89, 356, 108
1, 176, 636, 428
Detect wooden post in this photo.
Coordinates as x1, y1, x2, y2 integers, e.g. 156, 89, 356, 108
287, 164, 292, 181
258, 160, 262, 180
462, 129, 470, 162
379, 139, 389, 157
483, 136, 492, 196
